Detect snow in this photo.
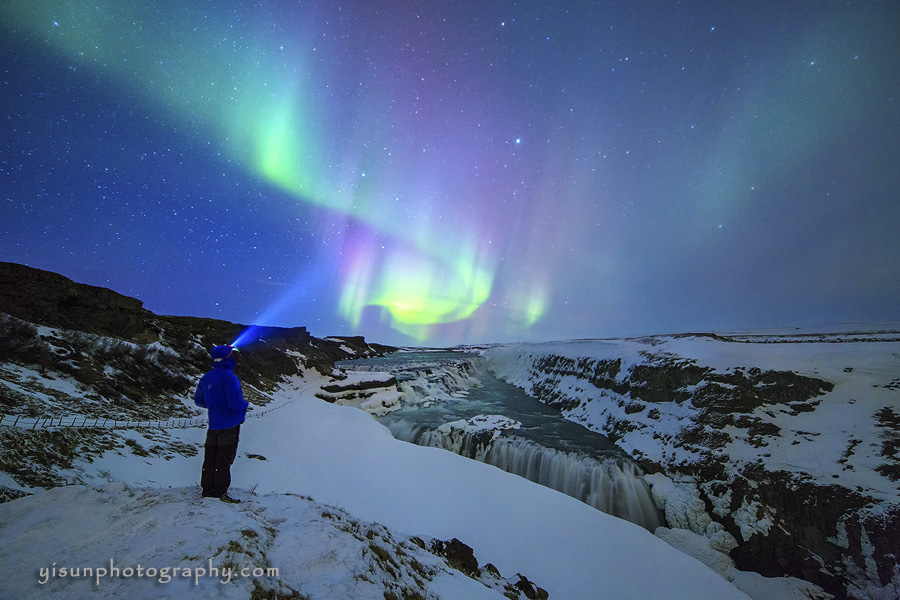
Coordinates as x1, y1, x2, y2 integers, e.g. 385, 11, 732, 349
0, 485, 518, 599
485, 334, 900, 498
728, 571, 835, 600
339, 370, 396, 384
229, 386, 750, 599
430, 415, 522, 459
356, 390, 404, 416
436, 414, 522, 435
657, 480, 714, 536
316, 369, 403, 415
481, 332, 900, 599
0, 376, 751, 600
0, 364, 92, 414
654, 527, 735, 577
16, 327, 895, 598
732, 498, 775, 542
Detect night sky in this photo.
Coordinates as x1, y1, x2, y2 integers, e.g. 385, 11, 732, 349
2, 1, 899, 347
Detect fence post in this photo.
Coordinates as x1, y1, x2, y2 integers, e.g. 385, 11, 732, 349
72, 417, 77, 426
82, 417, 87, 426
13, 416, 20, 427
0, 415, 4, 425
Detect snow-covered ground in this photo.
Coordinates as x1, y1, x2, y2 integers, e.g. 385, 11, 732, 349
0, 484, 535, 600
8, 323, 895, 598
0, 370, 752, 600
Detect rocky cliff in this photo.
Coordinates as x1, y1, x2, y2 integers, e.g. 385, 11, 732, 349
486, 333, 900, 600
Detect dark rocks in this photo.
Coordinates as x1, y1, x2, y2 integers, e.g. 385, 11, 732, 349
514, 573, 550, 600
430, 538, 550, 599
321, 377, 398, 394
629, 361, 709, 404
0, 261, 153, 341
725, 470, 900, 599
533, 348, 833, 419
430, 538, 480, 577
874, 407, 900, 481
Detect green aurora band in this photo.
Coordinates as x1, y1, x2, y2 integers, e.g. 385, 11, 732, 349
4, 0, 511, 340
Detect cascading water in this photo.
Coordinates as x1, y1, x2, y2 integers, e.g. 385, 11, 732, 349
338, 351, 664, 532
385, 419, 663, 531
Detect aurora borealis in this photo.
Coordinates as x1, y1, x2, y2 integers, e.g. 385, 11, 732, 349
2, 1, 899, 346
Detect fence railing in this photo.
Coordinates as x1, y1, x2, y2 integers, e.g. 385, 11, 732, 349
0, 384, 313, 431
0, 414, 208, 430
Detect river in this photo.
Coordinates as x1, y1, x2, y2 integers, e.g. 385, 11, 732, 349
338, 351, 663, 531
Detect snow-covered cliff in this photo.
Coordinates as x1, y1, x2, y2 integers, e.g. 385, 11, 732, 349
485, 329, 900, 600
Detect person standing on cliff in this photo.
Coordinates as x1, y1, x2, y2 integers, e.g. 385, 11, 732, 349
194, 344, 248, 503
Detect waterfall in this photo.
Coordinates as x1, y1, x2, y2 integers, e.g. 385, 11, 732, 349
385, 420, 663, 531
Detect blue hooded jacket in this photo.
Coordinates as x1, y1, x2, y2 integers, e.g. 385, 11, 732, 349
194, 345, 249, 431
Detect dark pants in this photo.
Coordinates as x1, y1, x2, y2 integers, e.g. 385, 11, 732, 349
201, 424, 240, 497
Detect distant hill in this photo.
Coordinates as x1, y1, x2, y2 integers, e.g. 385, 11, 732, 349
0, 261, 393, 392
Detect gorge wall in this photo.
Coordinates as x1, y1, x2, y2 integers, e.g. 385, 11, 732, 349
486, 334, 900, 600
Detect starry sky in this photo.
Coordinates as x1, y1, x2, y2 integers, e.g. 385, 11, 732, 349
2, 1, 899, 347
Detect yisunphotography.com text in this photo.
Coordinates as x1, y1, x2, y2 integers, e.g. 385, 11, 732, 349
37, 558, 279, 586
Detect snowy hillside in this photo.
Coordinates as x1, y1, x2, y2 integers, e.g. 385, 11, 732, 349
485, 328, 900, 600
0, 368, 753, 600
0, 484, 548, 600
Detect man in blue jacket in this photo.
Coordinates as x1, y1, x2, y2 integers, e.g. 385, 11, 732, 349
194, 344, 248, 503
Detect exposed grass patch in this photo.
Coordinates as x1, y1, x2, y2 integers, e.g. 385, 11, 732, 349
0, 427, 119, 489
250, 581, 308, 600
875, 407, 900, 481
